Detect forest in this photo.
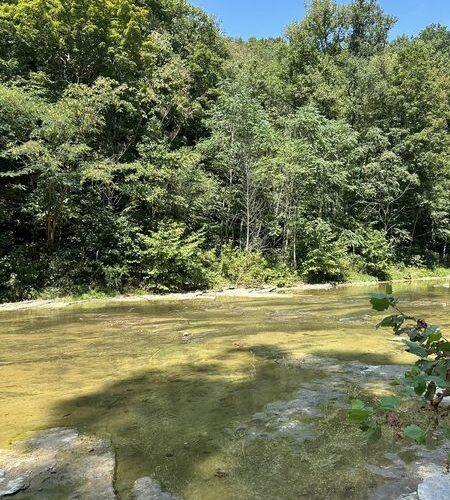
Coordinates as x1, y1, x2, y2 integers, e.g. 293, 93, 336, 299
0, 0, 449, 301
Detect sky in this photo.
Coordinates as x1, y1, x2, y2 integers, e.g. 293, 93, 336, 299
190, 0, 450, 40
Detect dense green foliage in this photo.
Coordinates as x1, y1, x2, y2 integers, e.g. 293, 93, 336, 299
1, 0, 449, 300
349, 293, 449, 454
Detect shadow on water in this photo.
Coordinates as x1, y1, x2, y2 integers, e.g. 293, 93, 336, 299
52, 340, 409, 499
53, 347, 319, 499
224, 343, 406, 366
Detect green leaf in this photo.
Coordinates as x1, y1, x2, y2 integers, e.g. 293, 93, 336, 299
404, 340, 428, 358
404, 424, 426, 444
397, 384, 416, 397
379, 395, 399, 411
414, 379, 427, 395
369, 293, 394, 311
425, 325, 442, 344
351, 399, 365, 409
444, 427, 450, 440
376, 314, 405, 329
348, 400, 374, 425
367, 424, 382, 443
416, 359, 436, 375
431, 359, 448, 379
424, 381, 436, 401
424, 375, 447, 387
348, 409, 373, 425
438, 342, 450, 353
406, 328, 424, 342
405, 366, 421, 379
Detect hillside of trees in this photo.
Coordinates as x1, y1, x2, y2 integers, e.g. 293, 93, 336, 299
0, 0, 449, 301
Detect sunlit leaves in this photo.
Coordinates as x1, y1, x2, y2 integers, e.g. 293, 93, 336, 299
404, 340, 428, 358
351, 294, 449, 449
424, 325, 442, 344
404, 425, 426, 444
379, 395, 399, 411
369, 292, 397, 311
348, 399, 374, 426
376, 314, 405, 330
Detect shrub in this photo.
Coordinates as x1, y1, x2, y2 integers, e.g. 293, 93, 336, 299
138, 221, 216, 292
0, 246, 44, 302
101, 264, 130, 292
218, 245, 297, 287
358, 229, 392, 280
343, 228, 392, 280
299, 220, 349, 283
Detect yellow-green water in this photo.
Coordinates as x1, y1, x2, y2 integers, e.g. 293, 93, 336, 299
1, 281, 449, 499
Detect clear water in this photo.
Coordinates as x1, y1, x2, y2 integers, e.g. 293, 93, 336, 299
1, 281, 449, 499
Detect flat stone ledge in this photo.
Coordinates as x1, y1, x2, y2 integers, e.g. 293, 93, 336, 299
417, 472, 450, 500
0, 428, 115, 499
131, 477, 181, 500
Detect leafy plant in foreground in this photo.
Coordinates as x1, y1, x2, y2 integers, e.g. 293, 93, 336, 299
348, 292, 450, 454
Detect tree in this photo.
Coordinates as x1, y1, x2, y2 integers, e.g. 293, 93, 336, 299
200, 80, 276, 251
0, 0, 449, 300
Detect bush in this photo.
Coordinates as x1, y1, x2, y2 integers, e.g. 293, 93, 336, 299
344, 228, 392, 280
101, 264, 130, 292
358, 229, 391, 280
218, 245, 297, 287
138, 221, 216, 292
0, 246, 44, 302
299, 220, 349, 283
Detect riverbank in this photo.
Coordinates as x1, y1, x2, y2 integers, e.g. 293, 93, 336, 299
1, 274, 449, 311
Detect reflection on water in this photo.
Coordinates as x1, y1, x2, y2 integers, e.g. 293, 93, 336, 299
0, 281, 449, 498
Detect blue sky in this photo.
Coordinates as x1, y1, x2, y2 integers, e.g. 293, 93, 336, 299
190, 0, 450, 40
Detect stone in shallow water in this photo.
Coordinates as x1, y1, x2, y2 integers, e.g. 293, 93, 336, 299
367, 464, 406, 480
132, 477, 180, 500
369, 447, 450, 500
417, 472, 450, 500
0, 428, 115, 499
0, 475, 29, 496
23, 427, 80, 451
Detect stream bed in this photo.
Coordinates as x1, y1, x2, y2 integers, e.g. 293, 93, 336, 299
1, 282, 449, 499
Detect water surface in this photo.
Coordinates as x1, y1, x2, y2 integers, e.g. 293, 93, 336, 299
1, 281, 449, 498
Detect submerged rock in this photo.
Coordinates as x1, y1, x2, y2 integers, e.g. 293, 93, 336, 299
368, 464, 407, 480
181, 332, 201, 344
369, 448, 450, 500
235, 354, 449, 500
0, 474, 28, 496
131, 477, 180, 500
417, 471, 450, 500
0, 428, 115, 499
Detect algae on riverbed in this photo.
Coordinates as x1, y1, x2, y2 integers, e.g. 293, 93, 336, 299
0, 281, 449, 498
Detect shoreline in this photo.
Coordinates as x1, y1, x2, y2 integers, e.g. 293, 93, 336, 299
0, 275, 449, 312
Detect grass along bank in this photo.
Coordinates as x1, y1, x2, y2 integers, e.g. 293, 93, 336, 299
1, 266, 449, 311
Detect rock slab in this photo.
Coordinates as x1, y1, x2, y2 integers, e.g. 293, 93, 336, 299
132, 477, 180, 500
418, 472, 450, 500
0, 428, 115, 499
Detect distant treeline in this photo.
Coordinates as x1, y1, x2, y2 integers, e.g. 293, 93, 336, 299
0, 0, 449, 300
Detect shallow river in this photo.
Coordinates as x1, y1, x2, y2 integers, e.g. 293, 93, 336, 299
1, 281, 449, 499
